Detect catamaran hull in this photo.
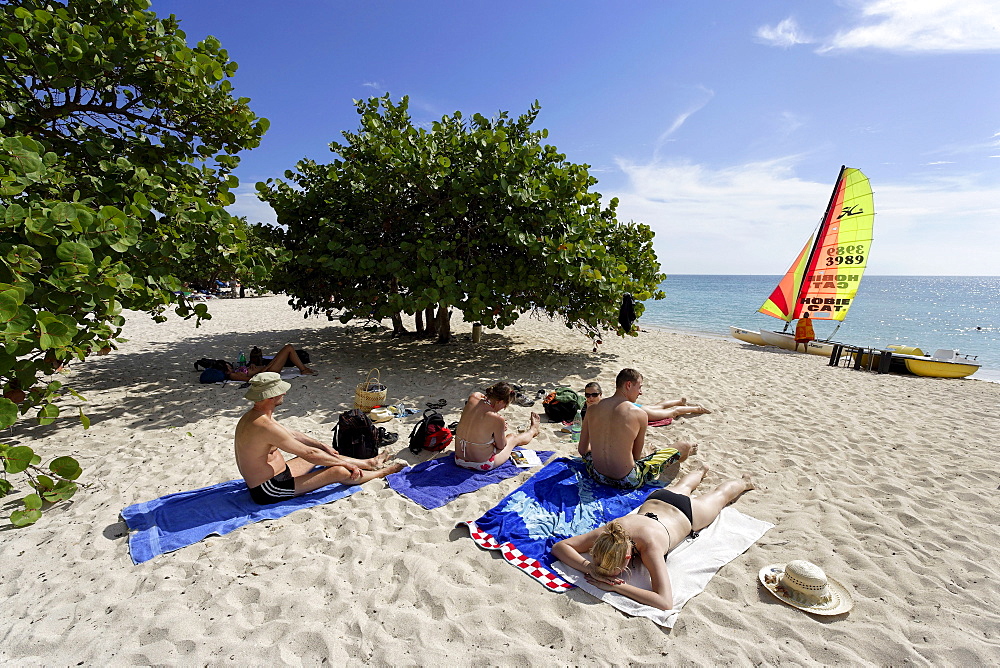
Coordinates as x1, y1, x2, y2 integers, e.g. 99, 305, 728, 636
759, 330, 835, 357
730, 326, 766, 346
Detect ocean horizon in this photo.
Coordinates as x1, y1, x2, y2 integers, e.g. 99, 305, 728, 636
641, 275, 1000, 382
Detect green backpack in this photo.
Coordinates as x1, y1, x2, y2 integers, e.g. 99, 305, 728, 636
543, 387, 585, 422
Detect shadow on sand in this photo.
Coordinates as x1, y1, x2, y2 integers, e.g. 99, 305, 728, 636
7, 321, 617, 442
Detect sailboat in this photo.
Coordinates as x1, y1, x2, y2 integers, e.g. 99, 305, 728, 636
730, 165, 874, 356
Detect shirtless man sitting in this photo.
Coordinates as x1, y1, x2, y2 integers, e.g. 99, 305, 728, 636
578, 368, 697, 490
235, 373, 403, 504
453, 381, 541, 471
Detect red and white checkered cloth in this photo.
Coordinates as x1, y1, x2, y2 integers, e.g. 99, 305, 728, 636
459, 520, 574, 593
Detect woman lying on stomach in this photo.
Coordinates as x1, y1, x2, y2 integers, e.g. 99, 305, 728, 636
551, 466, 755, 610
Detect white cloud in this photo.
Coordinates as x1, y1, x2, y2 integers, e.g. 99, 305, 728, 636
920, 130, 1000, 162
608, 159, 1000, 276
653, 86, 714, 160
775, 111, 805, 139
821, 0, 1000, 52
228, 188, 277, 226
755, 17, 812, 47
362, 81, 384, 89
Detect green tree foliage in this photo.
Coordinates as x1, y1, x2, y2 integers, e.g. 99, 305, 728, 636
170, 214, 285, 295
259, 95, 664, 342
0, 0, 279, 525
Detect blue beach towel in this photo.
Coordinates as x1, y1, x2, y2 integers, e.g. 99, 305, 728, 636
459, 457, 658, 591
122, 478, 360, 564
386, 450, 555, 510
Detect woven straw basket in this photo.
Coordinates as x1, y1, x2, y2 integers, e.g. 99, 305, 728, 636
354, 368, 387, 411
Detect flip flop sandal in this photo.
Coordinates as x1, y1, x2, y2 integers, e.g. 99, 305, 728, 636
426, 399, 447, 409
377, 427, 399, 446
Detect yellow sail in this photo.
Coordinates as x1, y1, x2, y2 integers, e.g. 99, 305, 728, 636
759, 166, 874, 322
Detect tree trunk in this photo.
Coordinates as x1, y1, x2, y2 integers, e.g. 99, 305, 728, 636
390, 311, 407, 337
415, 310, 424, 334
423, 306, 437, 337
435, 303, 452, 344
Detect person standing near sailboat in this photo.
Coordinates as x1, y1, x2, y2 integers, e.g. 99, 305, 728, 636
730, 166, 875, 356
794, 312, 815, 353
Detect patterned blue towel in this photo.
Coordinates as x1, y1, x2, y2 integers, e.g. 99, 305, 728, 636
122, 478, 360, 564
459, 457, 657, 591
386, 450, 555, 510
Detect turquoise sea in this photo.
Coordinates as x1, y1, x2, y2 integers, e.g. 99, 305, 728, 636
641, 275, 1000, 381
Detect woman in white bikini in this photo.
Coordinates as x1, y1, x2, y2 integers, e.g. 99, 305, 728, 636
453, 381, 540, 471
551, 466, 755, 610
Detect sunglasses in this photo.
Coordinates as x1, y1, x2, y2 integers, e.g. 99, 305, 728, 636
584, 392, 601, 398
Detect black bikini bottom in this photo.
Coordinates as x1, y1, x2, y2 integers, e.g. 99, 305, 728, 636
647, 488, 698, 538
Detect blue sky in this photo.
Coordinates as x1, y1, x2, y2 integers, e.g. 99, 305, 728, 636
152, 1, 1000, 276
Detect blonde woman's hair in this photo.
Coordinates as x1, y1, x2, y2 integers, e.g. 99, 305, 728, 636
590, 520, 632, 577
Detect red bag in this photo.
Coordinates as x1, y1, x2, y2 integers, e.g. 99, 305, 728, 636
408, 409, 453, 453
424, 424, 453, 452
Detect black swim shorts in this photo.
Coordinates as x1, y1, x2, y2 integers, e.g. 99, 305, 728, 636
248, 465, 296, 505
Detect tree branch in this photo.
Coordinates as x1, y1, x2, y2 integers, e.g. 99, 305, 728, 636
33, 99, 195, 139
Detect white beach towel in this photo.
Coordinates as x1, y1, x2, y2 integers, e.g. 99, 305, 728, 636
552, 506, 773, 628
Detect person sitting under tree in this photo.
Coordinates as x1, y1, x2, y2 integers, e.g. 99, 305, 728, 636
235, 373, 402, 504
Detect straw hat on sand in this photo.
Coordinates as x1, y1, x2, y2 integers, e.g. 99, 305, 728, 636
758, 560, 854, 616
368, 407, 394, 423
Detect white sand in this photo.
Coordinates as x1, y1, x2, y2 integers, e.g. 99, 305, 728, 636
2, 295, 998, 664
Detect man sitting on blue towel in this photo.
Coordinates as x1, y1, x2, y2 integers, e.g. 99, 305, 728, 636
235, 373, 403, 504
579, 368, 698, 490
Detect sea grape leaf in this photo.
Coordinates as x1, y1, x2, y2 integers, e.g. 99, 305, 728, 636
0, 290, 20, 323
49, 455, 82, 480
0, 398, 20, 429
42, 480, 77, 503
2, 445, 34, 473
3, 203, 26, 227
5, 148, 42, 175
36, 312, 75, 349
34, 474, 55, 491
10, 508, 42, 527
51, 202, 78, 222
5, 245, 42, 273
56, 241, 94, 264
37, 403, 60, 426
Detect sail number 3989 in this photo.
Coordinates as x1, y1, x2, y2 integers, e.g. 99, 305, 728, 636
825, 244, 865, 266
